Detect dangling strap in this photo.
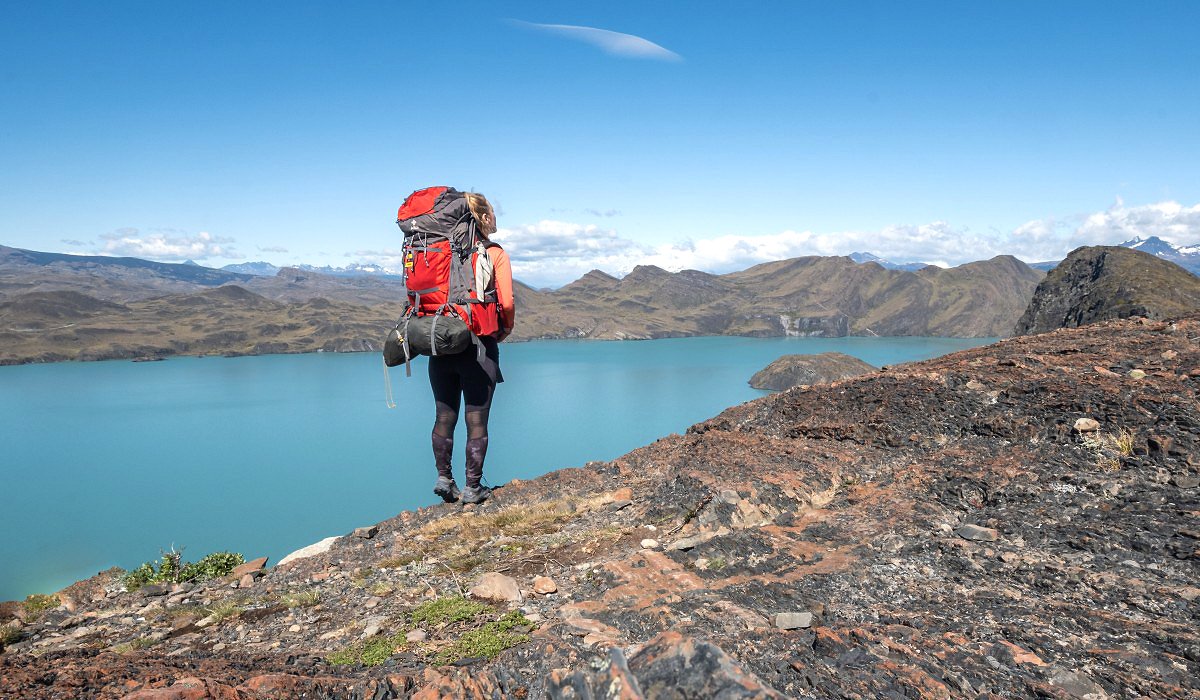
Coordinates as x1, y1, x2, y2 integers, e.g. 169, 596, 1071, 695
382, 357, 397, 409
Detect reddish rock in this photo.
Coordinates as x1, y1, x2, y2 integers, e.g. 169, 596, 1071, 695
230, 557, 268, 579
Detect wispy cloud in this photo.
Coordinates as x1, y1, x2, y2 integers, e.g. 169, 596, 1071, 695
96, 228, 239, 261
513, 20, 682, 62
257, 245, 289, 253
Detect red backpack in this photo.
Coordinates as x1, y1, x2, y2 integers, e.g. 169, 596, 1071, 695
395, 186, 501, 338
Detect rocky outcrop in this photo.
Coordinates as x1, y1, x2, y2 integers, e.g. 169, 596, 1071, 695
749, 351, 876, 390
1014, 245, 1200, 335
2, 315, 1198, 698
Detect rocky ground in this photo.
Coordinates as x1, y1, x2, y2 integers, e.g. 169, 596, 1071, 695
2, 315, 1198, 699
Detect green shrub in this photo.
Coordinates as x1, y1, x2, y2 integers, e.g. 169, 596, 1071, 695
0, 624, 22, 649
22, 594, 60, 621
123, 549, 245, 589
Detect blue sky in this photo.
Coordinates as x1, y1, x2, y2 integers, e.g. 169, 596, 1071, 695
2, 1, 1198, 286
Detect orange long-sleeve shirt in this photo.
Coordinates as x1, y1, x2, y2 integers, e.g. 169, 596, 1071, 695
487, 246, 515, 334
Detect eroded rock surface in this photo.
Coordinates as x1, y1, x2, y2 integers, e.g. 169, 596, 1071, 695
2, 315, 1198, 698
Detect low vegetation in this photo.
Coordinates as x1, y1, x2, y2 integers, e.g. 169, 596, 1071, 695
410, 596, 488, 626
22, 594, 59, 622
328, 631, 408, 667
434, 610, 531, 664
123, 549, 245, 589
112, 637, 158, 654
325, 597, 531, 668
0, 624, 22, 650
280, 590, 321, 609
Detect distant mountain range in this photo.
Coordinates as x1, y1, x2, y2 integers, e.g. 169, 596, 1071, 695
3, 236, 1199, 364
215, 235, 1200, 281
221, 261, 400, 278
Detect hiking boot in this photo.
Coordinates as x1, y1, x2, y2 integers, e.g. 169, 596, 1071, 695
460, 484, 492, 505
433, 476, 461, 504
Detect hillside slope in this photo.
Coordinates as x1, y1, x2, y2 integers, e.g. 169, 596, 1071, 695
2, 314, 1197, 698
1015, 245, 1200, 335
516, 255, 1043, 341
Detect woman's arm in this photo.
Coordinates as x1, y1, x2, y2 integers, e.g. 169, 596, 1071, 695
488, 246, 515, 340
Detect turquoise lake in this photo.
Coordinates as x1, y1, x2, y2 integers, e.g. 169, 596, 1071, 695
0, 336, 992, 601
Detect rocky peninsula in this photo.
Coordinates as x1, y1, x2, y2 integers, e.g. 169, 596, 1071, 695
2, 313, 1197, 698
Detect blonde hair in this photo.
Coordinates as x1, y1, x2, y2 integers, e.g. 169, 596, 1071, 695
465, 192, 497, 237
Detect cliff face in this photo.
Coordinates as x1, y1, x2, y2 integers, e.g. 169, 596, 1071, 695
1014, 245, 1200, 335
3, 315, 1197, 699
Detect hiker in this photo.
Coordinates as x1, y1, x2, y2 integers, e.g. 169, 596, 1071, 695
425, 192, 514, 505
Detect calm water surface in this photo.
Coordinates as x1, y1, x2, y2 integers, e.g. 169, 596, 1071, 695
0, 336, 991, 600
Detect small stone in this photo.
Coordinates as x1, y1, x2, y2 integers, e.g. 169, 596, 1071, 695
644, 524, 656, 532
195, 614, 219, 629
611, 487, 633, 502
965, 379, 985, 391
365, 597, 382, 609
311, 572, 331, 583
640, 538, 660, 550
1162, 350, 1179, 360
469, 572, 523, 603
582, 632, 618, 648
1073, 418, 1101, 433
957, 524, 1000, 542
362, 618, 385, 638
774, 612, 814, 629
212, 643, 226, 652
1093, 366, 1120, 378
1128, 369, 1146, 379
405, 629, 427, 643
694, 557, 710, 570
524, 613, 544, 623
231, 557, 269, 578
532, 576, 558, 594
239, 574, 255, 589
1171, 475, 1199, 489
140, 584, 171, 597
354, 525, 379, 539
1047, 667, 1108, 699
609, 499, 633, 512
288, 624, 301, 633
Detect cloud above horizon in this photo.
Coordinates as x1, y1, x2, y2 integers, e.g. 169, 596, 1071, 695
513, 21, 682, 62
97, 228, 239, 261
480, 200, 1200, 287
341, 200, 1200, 288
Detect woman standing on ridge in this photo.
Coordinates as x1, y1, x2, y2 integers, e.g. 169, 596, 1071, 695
428, 192, 515, 505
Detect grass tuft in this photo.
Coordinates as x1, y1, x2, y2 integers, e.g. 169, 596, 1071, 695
280, 590, 320, 609
410, 596, 488, 626
328, 631, 406, 667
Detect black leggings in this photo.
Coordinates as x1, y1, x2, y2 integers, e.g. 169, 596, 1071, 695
428, 338, 501, 440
